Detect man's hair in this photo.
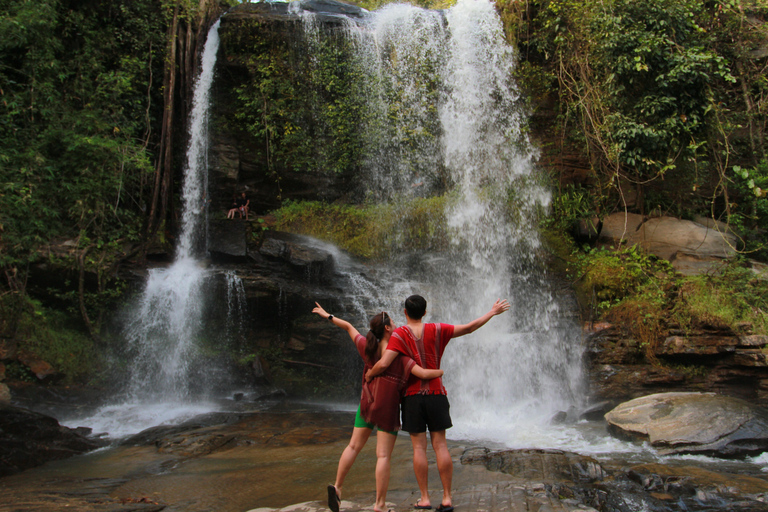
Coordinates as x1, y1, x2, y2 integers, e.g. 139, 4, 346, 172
404, 294, 427, 320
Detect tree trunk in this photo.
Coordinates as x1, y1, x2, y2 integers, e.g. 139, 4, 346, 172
146, 4, 180, 245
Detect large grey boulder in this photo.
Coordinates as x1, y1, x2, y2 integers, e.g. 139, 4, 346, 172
597, 213, 739, 274
605, 392, 768, 457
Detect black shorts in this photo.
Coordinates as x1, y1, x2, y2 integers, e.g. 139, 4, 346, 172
401, 394, 452, 434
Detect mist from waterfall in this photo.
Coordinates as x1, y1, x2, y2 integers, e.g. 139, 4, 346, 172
325, 0, 587, 448
122, 20, 223, 403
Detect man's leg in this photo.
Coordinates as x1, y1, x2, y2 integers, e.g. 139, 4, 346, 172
410, 432, 431, 507
430, 430, 453, 508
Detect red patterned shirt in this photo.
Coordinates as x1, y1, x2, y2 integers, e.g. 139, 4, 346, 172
353, 334, 416, 432
386, 323, 455, 397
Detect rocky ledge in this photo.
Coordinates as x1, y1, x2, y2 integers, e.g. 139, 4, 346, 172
0, 404, 105, 477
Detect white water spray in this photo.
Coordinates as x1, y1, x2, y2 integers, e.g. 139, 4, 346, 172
64, 22, 228, 437
124, 20, 222, 402
340, 0, 587, 448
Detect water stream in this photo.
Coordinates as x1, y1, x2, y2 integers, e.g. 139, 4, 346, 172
62, 21, 235, 437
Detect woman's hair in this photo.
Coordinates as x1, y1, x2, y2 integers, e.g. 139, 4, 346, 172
365, 311, 391, 362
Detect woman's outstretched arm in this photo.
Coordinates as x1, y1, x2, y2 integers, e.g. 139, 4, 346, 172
313, 302, 360, 341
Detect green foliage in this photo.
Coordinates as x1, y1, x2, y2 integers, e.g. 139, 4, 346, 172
223, 19, 371, 183
730, 161, 768, 257
573, 245, 768, 358
575, 245, 675, 313
546, 184, 602, 233
506, 0, 767, 243
0, 0, 164, 272
1, 294, 99, 384
673, 262, 768, 333
272, 196, 450, 259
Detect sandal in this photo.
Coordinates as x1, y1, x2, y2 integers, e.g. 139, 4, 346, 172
327, 484, 340, 512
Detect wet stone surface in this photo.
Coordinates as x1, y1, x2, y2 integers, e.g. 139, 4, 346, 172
2, 406, 768, 511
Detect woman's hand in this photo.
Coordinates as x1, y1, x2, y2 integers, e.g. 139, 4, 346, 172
312, 302, 329, 320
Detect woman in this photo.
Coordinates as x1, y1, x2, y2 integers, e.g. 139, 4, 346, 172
313, 303, 443, 512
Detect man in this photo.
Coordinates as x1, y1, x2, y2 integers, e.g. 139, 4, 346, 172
236, 191, 250, 220
365, 294, 509, 512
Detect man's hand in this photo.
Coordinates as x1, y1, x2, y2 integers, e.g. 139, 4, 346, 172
491, 299, 510, 316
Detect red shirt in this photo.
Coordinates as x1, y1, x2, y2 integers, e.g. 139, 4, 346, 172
387, 323, 455, 396
353, 334, 416, 432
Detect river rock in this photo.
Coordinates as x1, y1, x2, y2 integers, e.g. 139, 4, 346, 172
605, 392, 768, 457
0, 404, 104, 477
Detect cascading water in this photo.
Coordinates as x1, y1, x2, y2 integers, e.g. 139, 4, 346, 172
125, 20, 222, 402
332, 0, 589, 449
62, 21, 234, 438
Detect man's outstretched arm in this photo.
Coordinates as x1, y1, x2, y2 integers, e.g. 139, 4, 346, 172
364, 349, 398, 382
453, 299, 510, 337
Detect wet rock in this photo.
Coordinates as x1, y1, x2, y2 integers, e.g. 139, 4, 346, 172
0, 382, 10, 404
258, 232, 335, 285
208, 218, 248, 259
606, 392, 768, 457
460, 447, 608, 483
579, 400, 616, 421
0, 404, 104, 477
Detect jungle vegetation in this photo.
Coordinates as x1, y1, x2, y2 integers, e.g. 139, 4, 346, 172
0, 0, 766, 383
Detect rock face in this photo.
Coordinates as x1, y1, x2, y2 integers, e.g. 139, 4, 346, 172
209, 0, 365, 217
585, 324, 768, 407
605, 392, 768, 457
0, 404, 104, 477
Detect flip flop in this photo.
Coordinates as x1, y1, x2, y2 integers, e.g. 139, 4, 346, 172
435, 505, 454, 512
327, 484, 340, 512
414, 500, 432, 510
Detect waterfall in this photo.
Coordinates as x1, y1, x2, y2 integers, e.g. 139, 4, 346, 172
122, 20, 223, 403
328, 0, 585, 448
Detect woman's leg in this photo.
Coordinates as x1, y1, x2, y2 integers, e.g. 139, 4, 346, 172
374, 430, 398, 512
334, 426, 372, 498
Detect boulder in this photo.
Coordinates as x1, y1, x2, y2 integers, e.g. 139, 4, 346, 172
597, 212, 645, 245
17, 351, 62, 383
0, 382, 10, 404
630, 216, 738, 261
598, 214, 739, 275
0, 404, 104, 477
258, 232, 335, 285
605, 392, 768, 457
208, 219, 248, 259
0, 339, 18, 360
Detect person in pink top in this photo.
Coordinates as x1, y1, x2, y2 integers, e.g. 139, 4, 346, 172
365, 295, 510, 512
312, 302, 444, 512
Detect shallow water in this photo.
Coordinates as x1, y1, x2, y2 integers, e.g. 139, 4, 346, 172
4, 401, 768, 512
